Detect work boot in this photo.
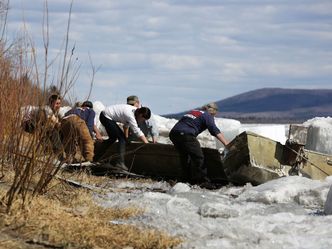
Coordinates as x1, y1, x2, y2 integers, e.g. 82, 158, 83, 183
97, 162, 128, 175
114, 161, 129, 171
199, 181, 217, 190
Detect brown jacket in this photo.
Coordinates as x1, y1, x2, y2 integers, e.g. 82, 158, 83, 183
61, 115, 94, 162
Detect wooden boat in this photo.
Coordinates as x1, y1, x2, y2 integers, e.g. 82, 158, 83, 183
93, 141, 228, 184
222, 131, 289, 185
222, 127, 332, 185
64, 125, 332, 186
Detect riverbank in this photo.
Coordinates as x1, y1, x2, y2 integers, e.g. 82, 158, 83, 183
0, 169, 181, 249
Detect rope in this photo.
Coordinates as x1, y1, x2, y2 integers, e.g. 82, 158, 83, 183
97, 143, 146, 164
284, 144, 330, 176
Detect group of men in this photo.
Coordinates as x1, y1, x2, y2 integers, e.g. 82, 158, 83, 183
22, 94, 229, 183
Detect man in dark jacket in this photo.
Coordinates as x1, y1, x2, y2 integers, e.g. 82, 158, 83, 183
169, 102, 229, 183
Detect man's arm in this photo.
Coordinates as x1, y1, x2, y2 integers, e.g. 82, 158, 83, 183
139, 135, 149, 143
94, 125, 103, 141
216, 133, 229, 147
151, 136, 157, 143
123, 126, 129, 138
147, 117, 159, 143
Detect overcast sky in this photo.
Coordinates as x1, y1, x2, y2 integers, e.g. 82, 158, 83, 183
5, 0, 332, 114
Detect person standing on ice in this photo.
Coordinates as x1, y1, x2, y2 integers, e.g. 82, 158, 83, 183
169, 102, 229, 183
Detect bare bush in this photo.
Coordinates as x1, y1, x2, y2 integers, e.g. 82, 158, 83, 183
0, 0, 79, 212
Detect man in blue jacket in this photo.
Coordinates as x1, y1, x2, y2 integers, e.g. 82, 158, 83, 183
169, 102, 229, 184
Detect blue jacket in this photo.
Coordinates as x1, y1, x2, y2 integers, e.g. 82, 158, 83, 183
65, 107, 95, 137
171, 110, 220, 137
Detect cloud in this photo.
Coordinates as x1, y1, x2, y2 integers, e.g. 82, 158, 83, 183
5, 0, 332, 114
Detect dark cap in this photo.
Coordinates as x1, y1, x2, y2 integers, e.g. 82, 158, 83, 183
135, 107, 151, 120
82, 101, 93, 108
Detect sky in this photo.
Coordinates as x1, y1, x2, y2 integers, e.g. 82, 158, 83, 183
4, 0, 332, 115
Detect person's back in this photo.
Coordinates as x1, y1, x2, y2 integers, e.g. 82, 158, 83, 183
65, 106, 95, 137
171, 109, 221, 137
61, 100, 96, 163
103, 104, 143, 136
169, 102, 228, 183
103, 104, 134, 120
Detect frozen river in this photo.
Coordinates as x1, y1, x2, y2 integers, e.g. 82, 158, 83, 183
100, 176, 332, 249
64, 103, 332, 248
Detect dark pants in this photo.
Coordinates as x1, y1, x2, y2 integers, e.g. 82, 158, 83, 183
169, 130, 206, 183
99, 112, 126, 164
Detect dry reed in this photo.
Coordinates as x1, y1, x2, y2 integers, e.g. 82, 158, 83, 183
0, 176, 182, 248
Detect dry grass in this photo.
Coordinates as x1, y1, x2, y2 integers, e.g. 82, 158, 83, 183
0, 174, 182, 249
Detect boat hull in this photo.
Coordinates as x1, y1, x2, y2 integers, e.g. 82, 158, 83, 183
222, 131, 332, 185
301, 149, 332, 179
94, 141, 227, 183
222, 131, 290, 185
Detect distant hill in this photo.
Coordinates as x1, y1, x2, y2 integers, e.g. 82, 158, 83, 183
163, 88, 332, 123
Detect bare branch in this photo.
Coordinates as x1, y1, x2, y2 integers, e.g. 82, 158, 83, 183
42, 0, 49, 93
59, 0, 74, 93
0, 0, 9, 42
86, 52, 101, 100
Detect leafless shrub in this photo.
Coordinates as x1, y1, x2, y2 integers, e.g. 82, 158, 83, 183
0, 0, 80, 212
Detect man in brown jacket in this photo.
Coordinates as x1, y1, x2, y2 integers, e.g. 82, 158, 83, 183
61, 101, 100, 163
